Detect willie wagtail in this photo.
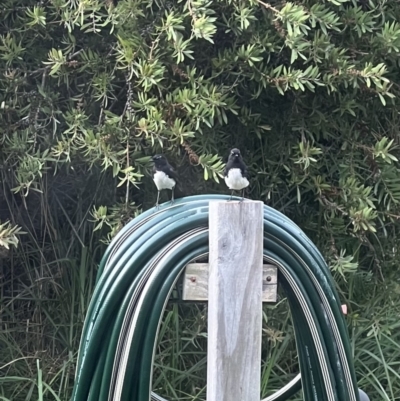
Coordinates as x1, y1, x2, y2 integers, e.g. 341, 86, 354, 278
224, 148, 249, 201
152, 154, 178, 208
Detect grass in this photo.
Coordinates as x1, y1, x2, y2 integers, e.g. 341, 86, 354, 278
0, 175, 100, 401
351, 289, 400, 401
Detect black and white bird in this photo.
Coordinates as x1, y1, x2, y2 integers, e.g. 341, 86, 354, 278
224, 148, 249, 201
152, 154, 178, 208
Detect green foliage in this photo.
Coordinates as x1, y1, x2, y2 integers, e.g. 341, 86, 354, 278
0, 220, 25, 249
2, 0, 400, 399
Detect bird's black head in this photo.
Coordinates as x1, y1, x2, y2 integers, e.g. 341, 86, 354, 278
152, 154, 167, 167
228, 148, 242, 161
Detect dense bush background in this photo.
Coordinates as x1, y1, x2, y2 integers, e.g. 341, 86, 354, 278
1, 0, 400, 399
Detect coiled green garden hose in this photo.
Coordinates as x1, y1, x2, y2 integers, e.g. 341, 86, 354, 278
72, 195, 361, 401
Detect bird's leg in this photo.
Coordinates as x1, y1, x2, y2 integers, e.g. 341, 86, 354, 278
171, 187, 175, 204
155, 190, 160, 209
240, 189, 245, 202
228, 189, 234, 201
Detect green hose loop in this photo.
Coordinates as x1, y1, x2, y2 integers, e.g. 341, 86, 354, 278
72, 195, 360, 401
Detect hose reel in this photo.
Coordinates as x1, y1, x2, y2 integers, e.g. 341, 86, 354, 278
72, 195, 362, 401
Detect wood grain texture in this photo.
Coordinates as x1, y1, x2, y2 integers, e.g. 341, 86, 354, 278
207, 201, 264, 401
182, 263, 277, 302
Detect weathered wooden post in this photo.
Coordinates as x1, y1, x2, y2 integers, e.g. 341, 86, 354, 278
182, 201, 276, 400
207, 201, 264, 401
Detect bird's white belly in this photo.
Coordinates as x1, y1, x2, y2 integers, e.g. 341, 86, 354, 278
153, 171, 176, 190
224, 168, 249, 190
